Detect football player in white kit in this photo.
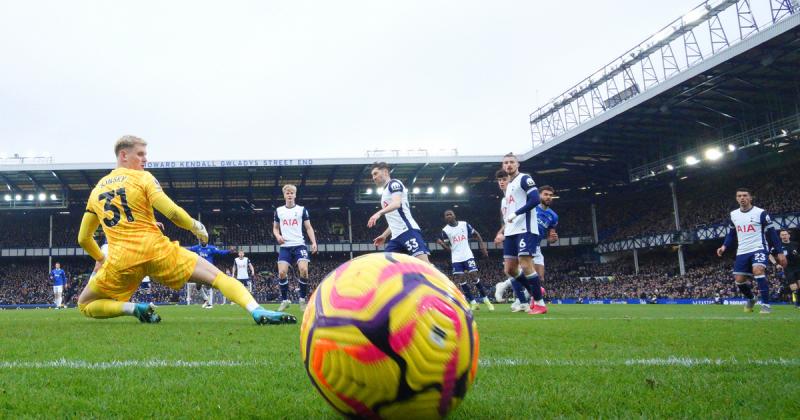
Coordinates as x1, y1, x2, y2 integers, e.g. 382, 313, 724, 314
437, 209, 494, 311
492, 169, 530, 311
367, 162, 431, 261
274, 184, 318, 312
717, 188, 786, 313
500, 153, 547, 315
232, 250, 255, 294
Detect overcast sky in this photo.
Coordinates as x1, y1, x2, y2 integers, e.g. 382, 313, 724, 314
0, 0, 700, 164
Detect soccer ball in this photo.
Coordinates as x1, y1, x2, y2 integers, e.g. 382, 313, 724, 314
300, 253, 479, 419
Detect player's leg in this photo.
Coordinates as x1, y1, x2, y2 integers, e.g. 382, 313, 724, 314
752, 258, 770, 313
186, 256, 296, 324
52, 286, 61, 308
77, 267, 158, 322
516, 234, 545, 313
297, 256, 311, 311
733, 253, 757, 312
466, 262, 493, 311
791, 278, 800, 308
503, 235, 528, 311
277, 256, 292, 311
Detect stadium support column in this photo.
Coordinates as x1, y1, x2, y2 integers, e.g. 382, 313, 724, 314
633, 248, 639, 274
347, 208, 354, 259
591, 204, 599, 243
670, 182, 686, 275
48, 214, 53, 269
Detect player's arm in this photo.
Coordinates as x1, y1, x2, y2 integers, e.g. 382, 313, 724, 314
507, 176, 540, 223
437, 231, 450, 251
470, 226, 489, 257
548, 214, 559, 243
717, 220, 736, 257
373, 227, 391, 247
249, 261, 255, 277
77, 212, 105, 262
762, 212, 787, 267
272, 211, 285, 245
231, 262, 237, 277
368, 181, 402, 228
150, 189, 207, 242
304, 220, 318, 254
49, 270, 54, 281
494, 217, 505, 245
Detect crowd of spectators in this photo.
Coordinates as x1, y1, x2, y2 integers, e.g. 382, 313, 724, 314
1, 244, 794, 306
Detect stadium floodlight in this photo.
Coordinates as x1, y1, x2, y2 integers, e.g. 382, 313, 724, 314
212, 208, 221, 212
666, 164, 674, 171
3, 194, 10, 202
727, 144, 736, 152
14, 194, 21, 201
365, 188, 373, 195
440, 186, 450, 194
685, 156, 700, 165
329, 207, 340, 210
50, 193, 57, 200
704, 147, 722, 161
454, 185, 465, 195
27, 194, 34, 201
412, 187, 420, 194
426, 187, 434, 194
38, 192, 47, 201
376, 187, 384, 195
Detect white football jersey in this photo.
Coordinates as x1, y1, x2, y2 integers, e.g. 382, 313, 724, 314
503, 172, 539, 236
234, 257, 251, 279
275, 205, 309, 247
728, 206, 774, 255
380, 179, 420, 239
441, 221, 475, 263
142, 276, 150, 283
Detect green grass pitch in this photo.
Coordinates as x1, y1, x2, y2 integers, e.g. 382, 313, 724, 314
0, 304, 798, 418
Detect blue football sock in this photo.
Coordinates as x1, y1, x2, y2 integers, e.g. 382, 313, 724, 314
736, 282, 754, 299
279, 280, 289, 301
754, 275, 769, 304
510, 279, 528, 303
474, 279, 489, 300
527, 273, 543, 301
459, 282, 475, 302
299, 278, 309, 299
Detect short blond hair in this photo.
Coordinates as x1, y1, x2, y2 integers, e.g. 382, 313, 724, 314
114, 135, 147, 156
282, 184, 297, 193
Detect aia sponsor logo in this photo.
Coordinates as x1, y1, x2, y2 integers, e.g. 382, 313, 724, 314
283, 219, 299, 227
736, 224, 756, 233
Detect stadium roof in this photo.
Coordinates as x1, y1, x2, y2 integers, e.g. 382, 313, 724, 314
522, 6, 800, 191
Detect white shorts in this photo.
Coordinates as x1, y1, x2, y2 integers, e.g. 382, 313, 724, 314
533, 248, 544, 266
53, 285, 63, 294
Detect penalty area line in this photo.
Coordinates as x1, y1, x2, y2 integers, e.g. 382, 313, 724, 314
479, 357, 800, 367
0, 359, 275, 369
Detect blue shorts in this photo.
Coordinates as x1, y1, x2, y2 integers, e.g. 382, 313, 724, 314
139, 282, 150, 290
503, 233, 539, 258
238, 278, 251, 286
278, 245, 310, 265
452, 258, 478, 275
385, 229, 430, 257
733, 250, 768, 276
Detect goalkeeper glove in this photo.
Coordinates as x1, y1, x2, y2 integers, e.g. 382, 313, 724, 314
191, 219, 208, 243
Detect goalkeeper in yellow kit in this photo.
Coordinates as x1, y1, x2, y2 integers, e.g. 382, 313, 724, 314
76, 135, 296, 325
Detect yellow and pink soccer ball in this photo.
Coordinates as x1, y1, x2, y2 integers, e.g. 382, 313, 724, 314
299, 253, 479, 419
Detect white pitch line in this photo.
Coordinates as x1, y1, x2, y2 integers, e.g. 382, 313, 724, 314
0, 359, 274, 369
490, 316, 799, 321
479, 357, 800, 367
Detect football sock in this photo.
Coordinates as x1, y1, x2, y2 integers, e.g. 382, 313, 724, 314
474, 278, 490, 300
279, 279, 289, 301
459, 282, 475, 303
793, 290, 799, 307
527, 273, 544, 303
55, 295, 62, 307
754, 275, 769, 304
299, 278, 309, 299
510, 279, 528, 303
78, 300, 129, 319
736, 282, 754, 299
211, 272, 259, 313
